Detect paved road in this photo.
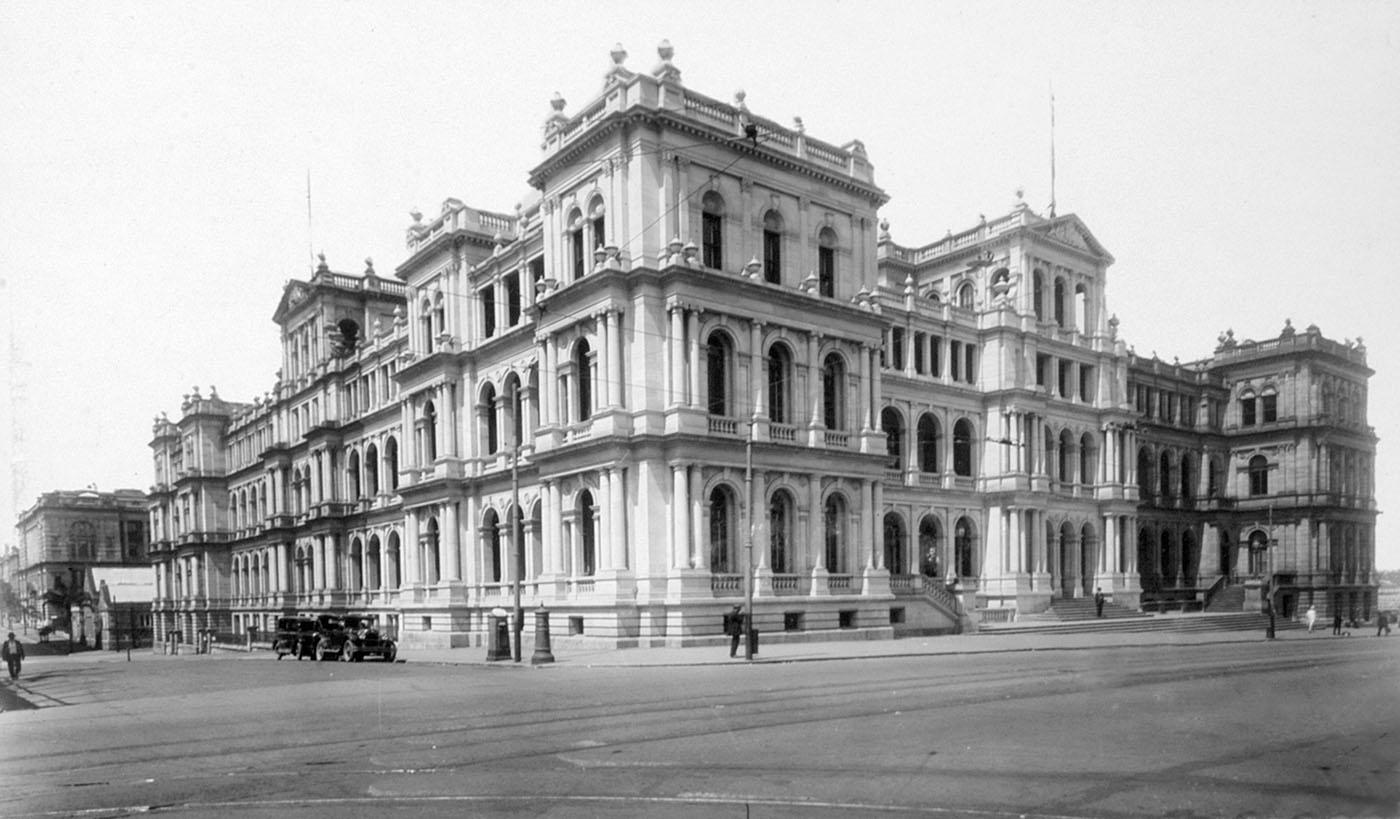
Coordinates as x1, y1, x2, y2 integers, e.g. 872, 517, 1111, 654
0, 634, 1396, 818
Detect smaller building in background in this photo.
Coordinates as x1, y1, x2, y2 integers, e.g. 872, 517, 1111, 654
12, 488, 150, 636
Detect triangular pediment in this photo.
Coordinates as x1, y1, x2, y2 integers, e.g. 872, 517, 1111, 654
1035, 214, 1114, 263
271, 281, 313, 324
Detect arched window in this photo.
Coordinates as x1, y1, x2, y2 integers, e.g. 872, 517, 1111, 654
701, 192, 724, 270
1207, 456, 1220, 498
420, 298, 435, 354
954, 516, 977, 578
346, 451, 361, 499
1033, 270, 1045, 320
762, 210, 783, 284
769, 490, 794, 574
881, 407, 904, 470
365, 444, 379, 496
709, 485, 736, 574
1080, 432, 1097, 486
422, 401, 438, 463
1074, 282, 1089, 332
883, 512, 907, 575
1249, 455, 1269, 496
1159, 451, 1172, 498
1053, 278, 1066, 327
918, 515, 942, 577
568, 209, 585, 280
953, 418, 974, 477
481, 383, 499, 455
767, 343, 792, 424
1058, 429, 1073, 483
575, 339, 593, 422
1180, 452, 1195, 500
822, 353, 846, 430
504, 373, 524, 449
824, 493, 848, 573
424, 517, 440, 584
1137, 447, 1153, 496
1181, 529, 1198, 584
366, 535, 382, 590
578, 490, 596, 576
917, 413, 940, 473
1160, 529, 1174, 585
1137, 528, 1154, 584
383, 437, 399, 491
386, 531, 401, 589
349, 537, 363, 591
483, 508, 502, 583
589, 198, 606, 251
433, 293, 446, 340
818, 227, 837, 297
956, 282, 975, 309
706, 332, 732, 416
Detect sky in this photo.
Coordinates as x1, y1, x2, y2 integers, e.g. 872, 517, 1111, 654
2, 1, 1398, 566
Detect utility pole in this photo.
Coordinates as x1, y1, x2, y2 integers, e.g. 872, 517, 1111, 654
512, 445, 523, 662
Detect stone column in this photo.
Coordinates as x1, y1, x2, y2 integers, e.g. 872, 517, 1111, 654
598, 311, 613, 409
687, 310, 702, 409
610, 310, 625, 407
404, 512, 420, 586
610, 467, 626, 570
672, 464, 689, 569
750, 320, 765, 420
861, 479, 875, 569
444, 501, 461, 582
276, 542, 289, 593
872, 480, 885, 570
690, 467, 705, 570
668, 306, 685, 406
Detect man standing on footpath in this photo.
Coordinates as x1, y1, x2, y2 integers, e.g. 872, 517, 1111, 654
727, 605, 744, 658
1094, 587, 1106, 618
2, 632, 24, 680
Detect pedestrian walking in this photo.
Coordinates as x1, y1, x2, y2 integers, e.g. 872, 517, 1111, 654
1333, 611, 1343, 636
1, 631, 24, 680
1305, 604, 1317, 633
1378, 612, 1392, 637
1094, 587, 1106, 618
727, 605, 743, 658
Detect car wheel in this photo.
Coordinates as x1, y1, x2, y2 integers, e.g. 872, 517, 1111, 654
315, 642, 329, 662
340, 643, 355, 663
383, 642, 397, 663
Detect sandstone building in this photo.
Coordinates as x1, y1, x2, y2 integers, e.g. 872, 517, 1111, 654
145, 43, 1378, 649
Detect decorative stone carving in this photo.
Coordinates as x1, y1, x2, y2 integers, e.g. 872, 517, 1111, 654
653, 40, 681, 83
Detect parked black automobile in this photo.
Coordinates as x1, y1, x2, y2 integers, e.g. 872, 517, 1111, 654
271, 616, 318, 660
312, 613, 397, 662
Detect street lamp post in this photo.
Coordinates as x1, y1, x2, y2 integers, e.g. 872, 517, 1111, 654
512, 444, 523, 663
743, 419, 755, 661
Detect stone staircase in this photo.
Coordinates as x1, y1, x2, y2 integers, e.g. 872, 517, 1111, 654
1205, 584, 1247, 613
1031, 597, 1150, 622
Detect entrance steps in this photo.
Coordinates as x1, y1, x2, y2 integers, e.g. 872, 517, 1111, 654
1022, 597, 1150, 623
1205, 584, 1247, 613
977, 610, 1306, 637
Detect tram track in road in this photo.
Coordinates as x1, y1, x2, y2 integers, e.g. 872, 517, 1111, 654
5, 638, 1394, 819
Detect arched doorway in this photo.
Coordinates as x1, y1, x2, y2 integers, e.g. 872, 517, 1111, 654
1080, 523, 1096, 595
1059, 522, 1076, 597
883, 512, 907, 575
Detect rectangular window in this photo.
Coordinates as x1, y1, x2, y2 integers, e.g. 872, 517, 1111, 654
702, 212, 722, 269
506, 275, 521, 326
1037, 354, 1050, 388
1080, 364, 1094, 402
571, 228, 585, 280
913, 332, 926, 374
763, 229, 781, 284
930, 336, 942, 378
818, 246, 835, 297
1241, 398, 1257, 426
1262, 394, 1277, 423
1058, 359, 1070, 397
964, 344, 976, 385
891, 328, 905, 371
529, 256, 545, 291
480, 286, 496, 338
950, 341, 962, 382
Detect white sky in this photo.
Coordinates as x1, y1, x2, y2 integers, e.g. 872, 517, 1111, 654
3, 1, 1398, 566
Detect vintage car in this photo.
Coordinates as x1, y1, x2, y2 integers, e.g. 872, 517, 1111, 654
271, 616, 318, 660
312, 613, 397, 662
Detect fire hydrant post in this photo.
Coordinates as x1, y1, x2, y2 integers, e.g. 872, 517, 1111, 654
531, 605, 555, 665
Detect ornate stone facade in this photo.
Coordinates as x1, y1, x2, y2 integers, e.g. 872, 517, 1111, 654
146, 44, 1379, 649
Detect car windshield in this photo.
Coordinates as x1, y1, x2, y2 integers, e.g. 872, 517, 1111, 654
342, 616, 370, 630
